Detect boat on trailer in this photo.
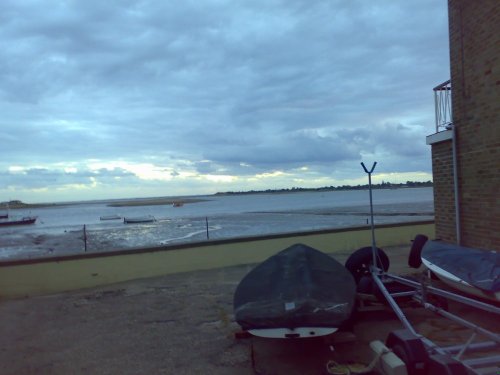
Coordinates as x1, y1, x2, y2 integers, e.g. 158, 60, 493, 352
233, 243, 356, 339
350, 163, 500, 374
420, 240, 500, 303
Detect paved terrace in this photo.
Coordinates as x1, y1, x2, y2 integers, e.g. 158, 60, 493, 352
0, 244, 498, 375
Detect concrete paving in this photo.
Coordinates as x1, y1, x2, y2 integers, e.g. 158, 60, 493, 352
0, 244, 498, 374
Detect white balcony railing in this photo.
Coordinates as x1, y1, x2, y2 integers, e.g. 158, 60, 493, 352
433, 80, 453, 132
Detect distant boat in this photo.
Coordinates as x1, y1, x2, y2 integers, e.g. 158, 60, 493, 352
100, 215, 122, 221
172, 202, 184, 207
0, 216, 37, 227
123, 215, 156, 224
234, 243, 356, 338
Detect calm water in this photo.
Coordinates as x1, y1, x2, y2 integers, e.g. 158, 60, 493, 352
0, 188, 434, 259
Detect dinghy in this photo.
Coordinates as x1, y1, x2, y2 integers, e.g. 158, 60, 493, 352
123, 215, 156, 224
421, 240, 500, 302
0, 216, 37, 227
100, 214, 121, 221
233, 243, 356, 338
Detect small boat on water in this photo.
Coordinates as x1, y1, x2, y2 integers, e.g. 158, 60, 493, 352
421, 240, 500, 302
100, 215, 122, 221
233, 243, 356, 338
172, 201, 184, 207
123, 215, 156, 224
0, 216, 37, 227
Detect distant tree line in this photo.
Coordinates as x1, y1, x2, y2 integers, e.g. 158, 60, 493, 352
215, 180, 433, 196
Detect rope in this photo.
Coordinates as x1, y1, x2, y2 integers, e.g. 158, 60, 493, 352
326, 347, 391, 374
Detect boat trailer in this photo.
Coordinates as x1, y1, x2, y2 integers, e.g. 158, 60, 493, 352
359, 162, 500, 375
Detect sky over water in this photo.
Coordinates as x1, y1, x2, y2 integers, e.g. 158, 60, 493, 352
0, 0, 449, 203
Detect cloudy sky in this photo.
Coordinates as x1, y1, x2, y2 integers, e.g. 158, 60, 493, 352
0, 0, 450, 203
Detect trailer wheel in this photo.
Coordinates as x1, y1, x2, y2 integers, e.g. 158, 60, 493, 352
386, 329, 428, 375
345, 247, 389, 284
391, 344, 410, 369
356, 275, 374, 294
408, 234, 428, 268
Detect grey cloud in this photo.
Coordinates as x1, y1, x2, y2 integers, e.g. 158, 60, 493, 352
2, 167, 137, 190
0, 0, 448, 199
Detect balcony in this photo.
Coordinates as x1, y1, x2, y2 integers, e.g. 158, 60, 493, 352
427, 80, 453, 145
433, 80, 453, 132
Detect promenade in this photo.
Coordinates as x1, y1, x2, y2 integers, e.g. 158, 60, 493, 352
0, 244, 497, 375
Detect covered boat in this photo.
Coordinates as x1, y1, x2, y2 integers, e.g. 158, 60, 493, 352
233, 243, 356, 338
421, 240, 500, 302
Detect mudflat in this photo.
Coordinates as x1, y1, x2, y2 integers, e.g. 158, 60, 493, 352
0, 245, 497, 375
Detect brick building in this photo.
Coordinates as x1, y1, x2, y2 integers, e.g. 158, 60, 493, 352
426, 0, 499, 250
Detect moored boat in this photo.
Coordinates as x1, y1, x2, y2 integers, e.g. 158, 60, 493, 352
100, 215, 122, 221
123, 215, 156, 224
0, 216, 37, 227
233, 243, 356, 338
421, 240, 500, 302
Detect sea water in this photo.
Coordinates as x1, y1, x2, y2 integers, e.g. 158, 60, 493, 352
0, 187, 434, 259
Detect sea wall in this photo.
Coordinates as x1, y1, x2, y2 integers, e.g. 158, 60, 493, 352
0, 221, 434, 299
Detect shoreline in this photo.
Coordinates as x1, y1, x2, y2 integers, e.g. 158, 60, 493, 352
2, 185, 432, 208
0, 219, 435, 261
0, 196, 435, 261
106, 197, 208, 207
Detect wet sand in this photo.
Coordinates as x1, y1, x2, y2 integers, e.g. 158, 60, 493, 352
0, 244, 498, 375
0, 230, 87, 259
0, 199, 434, 261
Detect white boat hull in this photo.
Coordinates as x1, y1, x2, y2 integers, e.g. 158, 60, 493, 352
422, 258, 500, 302
249, 327, 338, 339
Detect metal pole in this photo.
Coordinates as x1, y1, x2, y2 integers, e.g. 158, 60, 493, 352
83, 224, 87, 252
361, 162, 377, 268
387, 273, 500, 314
371, 272, 418, 336
205, 217, 209, 240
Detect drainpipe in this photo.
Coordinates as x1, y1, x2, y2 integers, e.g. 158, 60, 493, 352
451, 124, 461, 245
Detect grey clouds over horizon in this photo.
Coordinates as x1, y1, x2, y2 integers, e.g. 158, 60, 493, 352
0, 0, 449, 202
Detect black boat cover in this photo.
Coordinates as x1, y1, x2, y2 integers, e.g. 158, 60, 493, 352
233, 243, 356, 331
422, 241, 500, 293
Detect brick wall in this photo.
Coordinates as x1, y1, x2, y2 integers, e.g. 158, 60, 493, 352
431, 140, 456, 243
441, 0, 500, 250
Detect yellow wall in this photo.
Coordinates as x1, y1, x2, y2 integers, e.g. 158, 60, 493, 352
0, 222, 434, 299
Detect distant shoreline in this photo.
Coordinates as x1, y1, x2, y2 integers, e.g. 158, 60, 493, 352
106, 197, 208, 207
215, 181, 433, 196
2, 181, 432, 209
1, 197, 209, 210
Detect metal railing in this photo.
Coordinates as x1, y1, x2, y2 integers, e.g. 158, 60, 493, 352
433, 80, 453, 132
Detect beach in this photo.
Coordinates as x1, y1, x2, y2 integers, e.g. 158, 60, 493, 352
0, 188, 435, 260
1, 244, 497, 375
